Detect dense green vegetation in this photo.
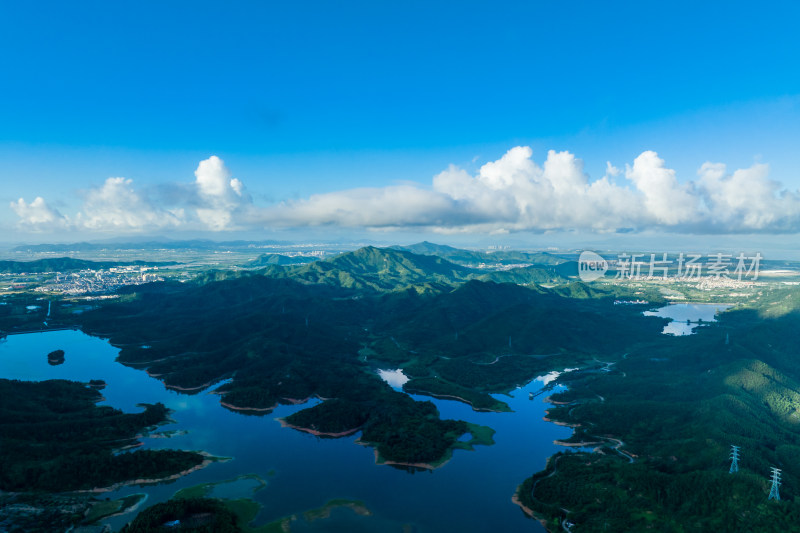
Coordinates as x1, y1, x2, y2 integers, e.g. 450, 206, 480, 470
372, 280, 663, 391
122, 490, 371, 533
0, 379, 204, 492
210, 246, 568, 293
281, 391, 493, 466
0, 492, 145, 532
519, 451, 800, 532
47, 348, 65, 365
403, 377, 511, 411
0, 293, 57, 333
71, 247, 661, 467
120, 498, 243, 532
517, 290, 800, 531
258, 246, 479, 293
0, 291, 140, 334
8, 243, 800, 530
392, 241, 568, 267
284, 398, 370, 433
285, 391, 475, 465
247, 253, 317, 266
84, 493, 147, 523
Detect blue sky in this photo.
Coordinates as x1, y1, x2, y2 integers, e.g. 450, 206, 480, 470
2, 1, 800, 244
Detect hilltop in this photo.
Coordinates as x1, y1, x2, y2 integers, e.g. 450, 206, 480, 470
248, 246, 568, 293
7, 241, 799, 532
247, 253, 318, 267
392, 241, 568, 266
70, 250, 659, 469
245, 246, 474, 293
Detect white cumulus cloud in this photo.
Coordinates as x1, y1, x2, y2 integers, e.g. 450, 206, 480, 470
257, 185, 467, 229
76, 177, 183, 230
624, 151, 699, 226
257, 147, 647, 233
697, 161, 800, 232
193, 156, 250, 230
254, 147, 800, 234
9, 148, 800, 235
9, 197, 69, 231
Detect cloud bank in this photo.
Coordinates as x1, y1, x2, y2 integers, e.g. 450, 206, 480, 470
10, 148, 800, 235
10, 156, 252, 234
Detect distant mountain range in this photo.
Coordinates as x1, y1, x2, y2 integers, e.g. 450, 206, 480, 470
247, 253, 319, 267
229, 246, 572, 293
391, 241, 567, 266
6, 240, 582, 289
10, 239, 381, 253
11, 240, 288, 252
0, 257, 173, 274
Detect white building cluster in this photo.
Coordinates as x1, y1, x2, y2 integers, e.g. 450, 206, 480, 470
34, 267, 164, 295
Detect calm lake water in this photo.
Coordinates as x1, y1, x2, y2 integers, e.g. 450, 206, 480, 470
643, 303, 732, 335
0, 330, 574, 532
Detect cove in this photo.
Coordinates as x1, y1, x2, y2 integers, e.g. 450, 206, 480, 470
0, 330, 580, 532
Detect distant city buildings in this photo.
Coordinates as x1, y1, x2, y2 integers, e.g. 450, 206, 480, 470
613, 299, 650, 305
31, 268, 164, 295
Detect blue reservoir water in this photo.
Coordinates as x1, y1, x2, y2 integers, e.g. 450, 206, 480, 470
643, 303, 732, 335
0, 330, 573, 532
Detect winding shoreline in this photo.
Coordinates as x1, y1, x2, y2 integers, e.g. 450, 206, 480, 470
515, 378, 637, 531
278, 418, 363, 437
512, 484, 555, 532
220, 401, 278, 413
403, 388, 507, 412
542, 413, 579, 428
217, 395, 314, 413
511, 492, 536, 518
77, 452, 223, 494
369, 448, 441, 470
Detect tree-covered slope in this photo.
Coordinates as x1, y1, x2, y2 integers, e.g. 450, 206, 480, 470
0, 379, 204, 492
75, 266, 661, 467
392, 241, 568, 266
247, 253, 317, 267
207, 246, 568, 293
517, 296, 800, 532
263, 246, 475, 292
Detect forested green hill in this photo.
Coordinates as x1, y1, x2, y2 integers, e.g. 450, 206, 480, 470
0, 379, 204, 492
75, 251, 660, 467
516, 295, 800, 532
15, 244, 800, 530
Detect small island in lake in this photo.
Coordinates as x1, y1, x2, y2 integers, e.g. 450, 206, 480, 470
47, 349, 65, 365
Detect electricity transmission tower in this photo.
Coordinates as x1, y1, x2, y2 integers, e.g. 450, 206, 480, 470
729, 445, 740, 474
768, 467, 782, 501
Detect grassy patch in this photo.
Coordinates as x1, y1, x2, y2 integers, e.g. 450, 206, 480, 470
84, 493, 146, 523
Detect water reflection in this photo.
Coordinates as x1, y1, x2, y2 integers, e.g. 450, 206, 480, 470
644, 303, 731, 335
0, 330, 577, 532
377, 368, 409, 390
